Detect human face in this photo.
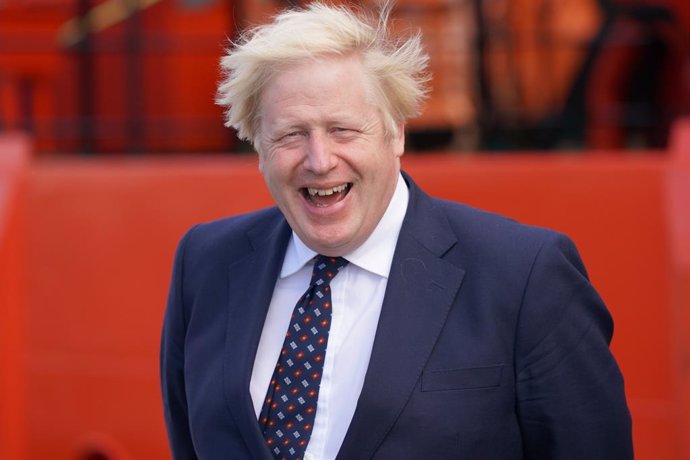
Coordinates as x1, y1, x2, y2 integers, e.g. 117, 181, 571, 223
257, 54, 405, 257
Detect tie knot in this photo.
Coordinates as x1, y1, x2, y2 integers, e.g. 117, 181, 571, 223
310, 255, 348, 287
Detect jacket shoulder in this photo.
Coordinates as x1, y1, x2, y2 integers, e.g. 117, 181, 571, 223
434, 198, 561, 251
180, 206, 286, 263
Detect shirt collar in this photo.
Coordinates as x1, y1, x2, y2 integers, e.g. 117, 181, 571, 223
280, 173, 409, 279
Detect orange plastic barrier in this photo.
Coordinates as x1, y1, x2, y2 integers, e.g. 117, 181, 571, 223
3, 120, 689, 459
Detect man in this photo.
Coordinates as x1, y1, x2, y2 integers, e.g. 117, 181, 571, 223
160, 2, 633, 459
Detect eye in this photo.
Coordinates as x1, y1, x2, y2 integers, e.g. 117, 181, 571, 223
331, 127, 361, 138
285, 131, 305, 138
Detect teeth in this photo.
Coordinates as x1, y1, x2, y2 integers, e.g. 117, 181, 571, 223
307, 183, 349, 197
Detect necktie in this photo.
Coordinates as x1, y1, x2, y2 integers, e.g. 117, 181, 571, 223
259, 255, 349, 459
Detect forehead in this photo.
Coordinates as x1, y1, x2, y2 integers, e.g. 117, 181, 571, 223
259, 55, 378, 121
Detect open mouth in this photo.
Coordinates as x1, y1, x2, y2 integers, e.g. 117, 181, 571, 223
302, 183, 351, 208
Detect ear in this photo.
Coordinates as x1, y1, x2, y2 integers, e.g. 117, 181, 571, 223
255, 139, 266, 173
392, 121, 405, 158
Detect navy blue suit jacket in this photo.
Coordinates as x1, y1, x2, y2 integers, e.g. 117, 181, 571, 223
160, 173, 633, 459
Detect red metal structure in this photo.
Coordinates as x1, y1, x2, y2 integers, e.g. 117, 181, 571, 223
1, 119, 689, 459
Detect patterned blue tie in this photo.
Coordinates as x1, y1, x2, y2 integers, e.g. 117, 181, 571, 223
259, 255, 349, 459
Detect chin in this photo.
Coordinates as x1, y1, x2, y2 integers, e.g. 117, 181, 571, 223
303, 232, 353, 256
307, 240, 347, 256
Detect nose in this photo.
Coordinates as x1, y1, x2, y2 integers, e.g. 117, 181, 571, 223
304, 132, 337, 174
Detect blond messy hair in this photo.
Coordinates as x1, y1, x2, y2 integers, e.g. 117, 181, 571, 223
216, 1, 430, 146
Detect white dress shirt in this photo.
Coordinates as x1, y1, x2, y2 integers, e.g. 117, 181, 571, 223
249, 173, 409, 460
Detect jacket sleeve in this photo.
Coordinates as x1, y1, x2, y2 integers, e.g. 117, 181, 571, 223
160, 226, 199, 460
515, 233, 633, 459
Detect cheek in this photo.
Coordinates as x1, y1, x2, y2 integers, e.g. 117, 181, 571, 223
260, 157, 292, 191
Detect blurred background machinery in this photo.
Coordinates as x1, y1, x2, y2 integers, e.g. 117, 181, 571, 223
1, 0, 689, 155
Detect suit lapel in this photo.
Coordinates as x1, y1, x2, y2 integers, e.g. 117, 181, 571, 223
337, 174, 466, 460
223, 214, 291, 459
